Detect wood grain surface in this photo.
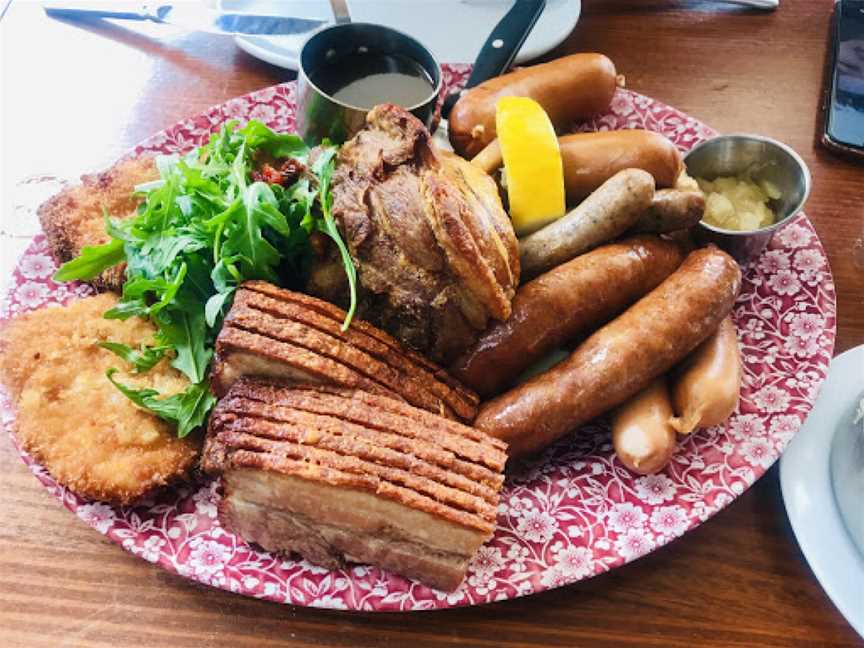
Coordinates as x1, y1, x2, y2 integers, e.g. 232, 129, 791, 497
1, 1, 862, 646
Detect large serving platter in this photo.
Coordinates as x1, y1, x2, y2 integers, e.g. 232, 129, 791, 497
0, 64, 836, 611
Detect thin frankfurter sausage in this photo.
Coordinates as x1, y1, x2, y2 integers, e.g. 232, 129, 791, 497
670, 316, 742, 434
613, 378, 677, 475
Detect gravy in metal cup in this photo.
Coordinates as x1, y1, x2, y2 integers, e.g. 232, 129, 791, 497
297, 23, 442, 144
309, 52, 435, 109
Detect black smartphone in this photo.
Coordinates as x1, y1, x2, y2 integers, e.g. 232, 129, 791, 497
823, 0, 864, 157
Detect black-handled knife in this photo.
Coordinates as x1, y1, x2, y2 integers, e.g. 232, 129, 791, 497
441, 0, 546, 119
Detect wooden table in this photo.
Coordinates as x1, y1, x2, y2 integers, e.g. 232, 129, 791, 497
1, 1, 862, 646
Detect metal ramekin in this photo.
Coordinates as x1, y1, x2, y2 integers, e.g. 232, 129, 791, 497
685, 134, 812, 265
296, 22, 442, 145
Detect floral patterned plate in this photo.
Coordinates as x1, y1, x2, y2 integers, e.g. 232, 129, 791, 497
0, 64, 836, 611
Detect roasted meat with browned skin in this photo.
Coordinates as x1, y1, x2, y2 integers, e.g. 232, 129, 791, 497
202, 379, 507, 591
211, 281, 479, 422
309, 104, 520, 364
38, 156, 158, 291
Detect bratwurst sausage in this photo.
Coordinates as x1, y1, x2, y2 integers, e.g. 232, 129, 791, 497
519, 169, 655, 279
474, 246, 742, 458
450, 237, 683, 398
630, 189, 706, 234
449, 53, 617, 158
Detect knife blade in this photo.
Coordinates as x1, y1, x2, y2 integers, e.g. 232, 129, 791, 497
43, 2, 327, 36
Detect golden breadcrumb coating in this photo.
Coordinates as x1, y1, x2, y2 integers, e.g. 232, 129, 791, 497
0, 294, 201, 504
37, 156, 158, 291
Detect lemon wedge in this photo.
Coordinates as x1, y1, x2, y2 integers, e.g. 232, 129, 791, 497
495, 96, 566, 236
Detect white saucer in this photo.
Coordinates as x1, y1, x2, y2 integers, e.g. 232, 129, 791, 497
780, 345, 864, 638
227, 0, 581, 69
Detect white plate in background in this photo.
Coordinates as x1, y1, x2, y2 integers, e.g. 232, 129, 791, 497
780, 345, 864, 639
225, 0, 581, 69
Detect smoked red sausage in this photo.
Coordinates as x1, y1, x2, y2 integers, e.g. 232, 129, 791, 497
559, 130, 683, 203
450, 236, 683, 398
471, 130, 683, 208
448, 53, 617, 158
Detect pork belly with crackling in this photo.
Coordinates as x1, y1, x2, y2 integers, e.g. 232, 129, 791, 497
211, 280, 478, 422
203, 379, 507, 591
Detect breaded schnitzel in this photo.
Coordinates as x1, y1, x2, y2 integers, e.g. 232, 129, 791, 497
38, 156, 158, 291
0, 293, 200, 504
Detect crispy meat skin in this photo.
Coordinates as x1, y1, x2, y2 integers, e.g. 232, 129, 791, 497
211, 281, 479, 422
203, 379, 506, 591
38, 157, 158, 291
0, 294, 200, 504
314, 104, 520, 364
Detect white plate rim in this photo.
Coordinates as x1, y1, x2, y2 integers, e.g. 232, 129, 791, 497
233, 0, 582, 70
780, 344, 864, 638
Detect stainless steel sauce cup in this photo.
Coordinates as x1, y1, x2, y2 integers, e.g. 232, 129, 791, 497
296, 22, 442, 145
685, 134, 811, 265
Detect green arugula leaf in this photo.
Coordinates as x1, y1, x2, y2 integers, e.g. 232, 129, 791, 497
244, 182, 291, 236
155, 305, 211, 384
314, 149, 357, 330
98, 342, 169, 373
53, 238, 125, 282
103, 298, 150, 321
239, 121, 308, 159
129, 232, 202, 278
106, 369, 215, 438
204, 290, 232, 328
173, 382, 218, 438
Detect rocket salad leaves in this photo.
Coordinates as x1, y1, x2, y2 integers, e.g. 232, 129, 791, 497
54, 120, 357, 437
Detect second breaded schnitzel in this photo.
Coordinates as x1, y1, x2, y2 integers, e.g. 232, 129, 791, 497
0, 293, 200, 505
38, 156, 158, 291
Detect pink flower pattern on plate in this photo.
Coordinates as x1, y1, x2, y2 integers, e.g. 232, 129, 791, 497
18, 253, 54, 279
767, 268, 801, 296
649, 505, 689, 538
758, 249, 790, 274
614, 529, 657, 561
0, 65, 836, 610
606, 502, 647, 533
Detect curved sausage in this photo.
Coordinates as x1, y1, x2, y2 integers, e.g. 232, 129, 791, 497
519, 169, 655, 279
560, 130, 683, 203
630, 189, 705, 234
613, 378, 678, 475
470, 139, 504, 175
670, 316, 742, 434
474, 246, 742, 458
449, 53, 617, 158
470, 131, 684, 211
450, 236, 683, 398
